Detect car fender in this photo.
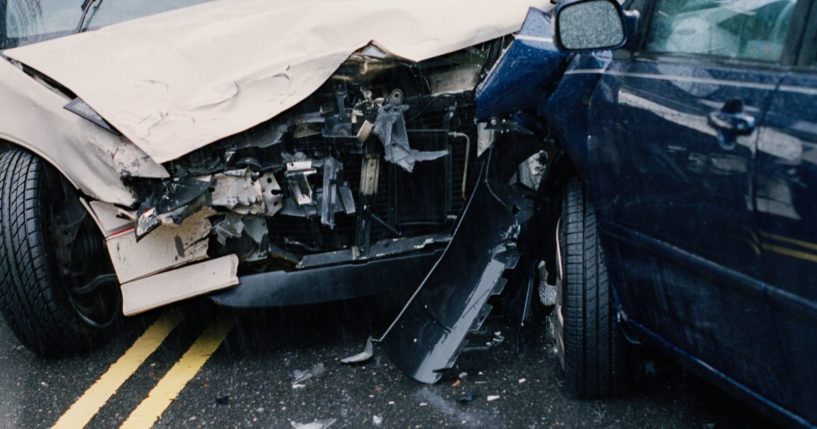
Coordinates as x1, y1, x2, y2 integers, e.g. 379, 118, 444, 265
0, 58, 169, 207
542, 52, 611, 181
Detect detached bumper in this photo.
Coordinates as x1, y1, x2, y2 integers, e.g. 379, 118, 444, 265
207, 249, 443, 308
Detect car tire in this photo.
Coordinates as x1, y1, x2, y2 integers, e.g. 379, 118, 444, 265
0, 148, 119, 356
551, 178, 629, 398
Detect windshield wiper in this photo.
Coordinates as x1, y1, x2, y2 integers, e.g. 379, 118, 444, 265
75, 0, 105, 33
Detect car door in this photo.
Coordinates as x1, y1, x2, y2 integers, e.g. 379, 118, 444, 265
584, 0, 800, 402
755, 4, 817, 422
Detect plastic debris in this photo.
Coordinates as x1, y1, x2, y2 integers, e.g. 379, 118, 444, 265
292, 362, 327, 387
457, 393, 477, 404
290, 418, 337, 429
373, 415, 383, 426
487, 395, 500, 402
341, 338, 374, 364
518, 378, 526, 384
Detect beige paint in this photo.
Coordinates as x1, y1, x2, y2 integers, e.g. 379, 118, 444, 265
120, 255, 239, 316
6, 0, 550, 163
0, 59, 169, 206
93, 203, 215, 283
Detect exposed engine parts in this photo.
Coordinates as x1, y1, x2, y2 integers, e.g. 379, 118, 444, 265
125, 46, 500, 268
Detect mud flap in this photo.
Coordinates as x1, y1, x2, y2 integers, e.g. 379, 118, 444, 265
378, 151, 525, 383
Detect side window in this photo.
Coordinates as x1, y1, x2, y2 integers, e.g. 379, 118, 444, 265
645, 0, 797, 62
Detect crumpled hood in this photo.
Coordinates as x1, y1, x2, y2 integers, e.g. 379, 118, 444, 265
5, 0, 549, 163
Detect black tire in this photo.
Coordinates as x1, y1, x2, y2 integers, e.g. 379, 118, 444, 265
551, 178, 629, 398
0, 148, 119, 356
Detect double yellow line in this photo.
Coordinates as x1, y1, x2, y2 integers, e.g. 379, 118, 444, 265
760, 232, 817, 264
52, 310, 233, 429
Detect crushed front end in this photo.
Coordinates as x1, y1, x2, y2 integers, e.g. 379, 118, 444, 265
97, 43, 506, 314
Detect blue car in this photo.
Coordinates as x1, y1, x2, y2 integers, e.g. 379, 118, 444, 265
479, 0, 817, 426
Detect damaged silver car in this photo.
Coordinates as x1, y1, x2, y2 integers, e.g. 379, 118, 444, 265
0, 0, 553, 383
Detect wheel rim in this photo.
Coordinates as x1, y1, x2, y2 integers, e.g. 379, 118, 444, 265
552, 216, 567, 368
46, 171, 120, 329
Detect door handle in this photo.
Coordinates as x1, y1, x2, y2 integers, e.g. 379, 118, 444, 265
708, 99, 756, 136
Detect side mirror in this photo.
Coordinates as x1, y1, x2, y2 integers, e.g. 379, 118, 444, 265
554, 0, 629, 52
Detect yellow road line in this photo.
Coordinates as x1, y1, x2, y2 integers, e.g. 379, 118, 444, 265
52, 310, 185, 429
760, 232, 817, 252
762, 243, 817, 264
120, 314, 234, 429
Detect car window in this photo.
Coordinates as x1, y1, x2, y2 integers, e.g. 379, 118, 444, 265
5, 0, 82, 39
645, 0, 797, 62
4, 0, 214, 48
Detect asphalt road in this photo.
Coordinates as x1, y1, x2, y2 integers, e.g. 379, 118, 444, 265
0, 296, 781, 428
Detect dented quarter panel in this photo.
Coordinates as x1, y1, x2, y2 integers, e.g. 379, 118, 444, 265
0, 59, 168, 206
5, 0, 552, 163
475, 7, 566, 120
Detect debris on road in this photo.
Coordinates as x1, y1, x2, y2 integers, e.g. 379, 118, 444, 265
215, 395, 230, 406
373, 415, 383, 426
487, 395, 500, 402
340, 338, 374, 364
457, 392, 477, 404
290, 418, 337, 429
292, 363, 327, 387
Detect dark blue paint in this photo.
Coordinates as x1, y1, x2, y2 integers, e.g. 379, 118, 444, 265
754, 69, 817, 424
475, 8, 567, 120
484, 0, 817, 426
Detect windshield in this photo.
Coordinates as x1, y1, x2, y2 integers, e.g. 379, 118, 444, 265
2, 0, 214, 49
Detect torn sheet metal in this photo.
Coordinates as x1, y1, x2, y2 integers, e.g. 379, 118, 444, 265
0, 59, 167, 206
121, 255, 239, 316
378, 156, 524, 383
373, 97, 449, 172
5, 0, 550, 163
93, 203, 214, 283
